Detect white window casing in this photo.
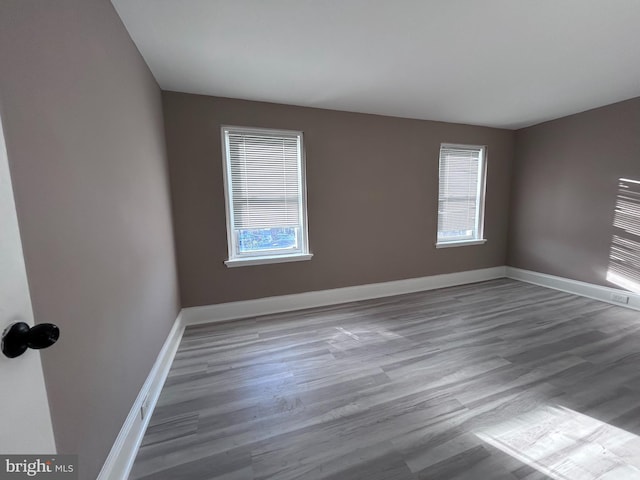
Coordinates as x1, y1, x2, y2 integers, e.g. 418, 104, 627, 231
221, 126, 312, 266
436, 143, 487, 248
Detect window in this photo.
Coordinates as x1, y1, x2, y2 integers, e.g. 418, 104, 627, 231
221, 126, 311, 266
436, 143, 487, 247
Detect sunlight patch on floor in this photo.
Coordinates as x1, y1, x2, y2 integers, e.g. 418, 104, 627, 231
476, 405, 640, 479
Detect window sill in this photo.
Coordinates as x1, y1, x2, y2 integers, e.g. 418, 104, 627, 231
224, 253, 313, 268
436, 239, 487, 249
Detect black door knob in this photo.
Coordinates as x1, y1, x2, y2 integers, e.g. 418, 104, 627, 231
1, 322, 60, 358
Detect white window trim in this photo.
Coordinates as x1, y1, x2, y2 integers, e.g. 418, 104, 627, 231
221, 125, 312, 267
436, 143, 488, 248
435, 239, 487, 248
225, 253, 313, 268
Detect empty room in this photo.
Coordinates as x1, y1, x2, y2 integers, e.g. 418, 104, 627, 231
1, 1, 640, 479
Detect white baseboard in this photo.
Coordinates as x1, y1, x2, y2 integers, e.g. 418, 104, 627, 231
506, 267, 640, 311
97, 312, 186, 480
183, 266, 507, 325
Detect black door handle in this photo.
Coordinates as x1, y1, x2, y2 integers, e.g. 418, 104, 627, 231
1, 322, 60, 358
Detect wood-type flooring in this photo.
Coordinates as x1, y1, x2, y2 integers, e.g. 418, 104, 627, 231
130, 279, 640, 479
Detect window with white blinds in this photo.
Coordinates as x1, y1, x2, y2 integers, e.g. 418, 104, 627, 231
436, 144, 487, 246
221, 126, 311, 266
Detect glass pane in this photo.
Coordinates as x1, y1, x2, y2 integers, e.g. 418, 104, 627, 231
438, 229, 474, 241
238, 227, 299, 253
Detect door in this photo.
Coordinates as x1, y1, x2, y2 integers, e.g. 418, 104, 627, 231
0, 115, 56, 453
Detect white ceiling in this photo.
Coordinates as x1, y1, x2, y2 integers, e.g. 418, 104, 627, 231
111, 0, 640, 129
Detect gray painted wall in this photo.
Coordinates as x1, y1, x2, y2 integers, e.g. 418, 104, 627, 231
0, 1, 180, 477
163, 92, 515, 307
509, 97, 640, 287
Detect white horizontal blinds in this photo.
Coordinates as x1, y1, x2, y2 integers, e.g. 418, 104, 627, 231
437, 145, 483, 241
227, 131, 302, 229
